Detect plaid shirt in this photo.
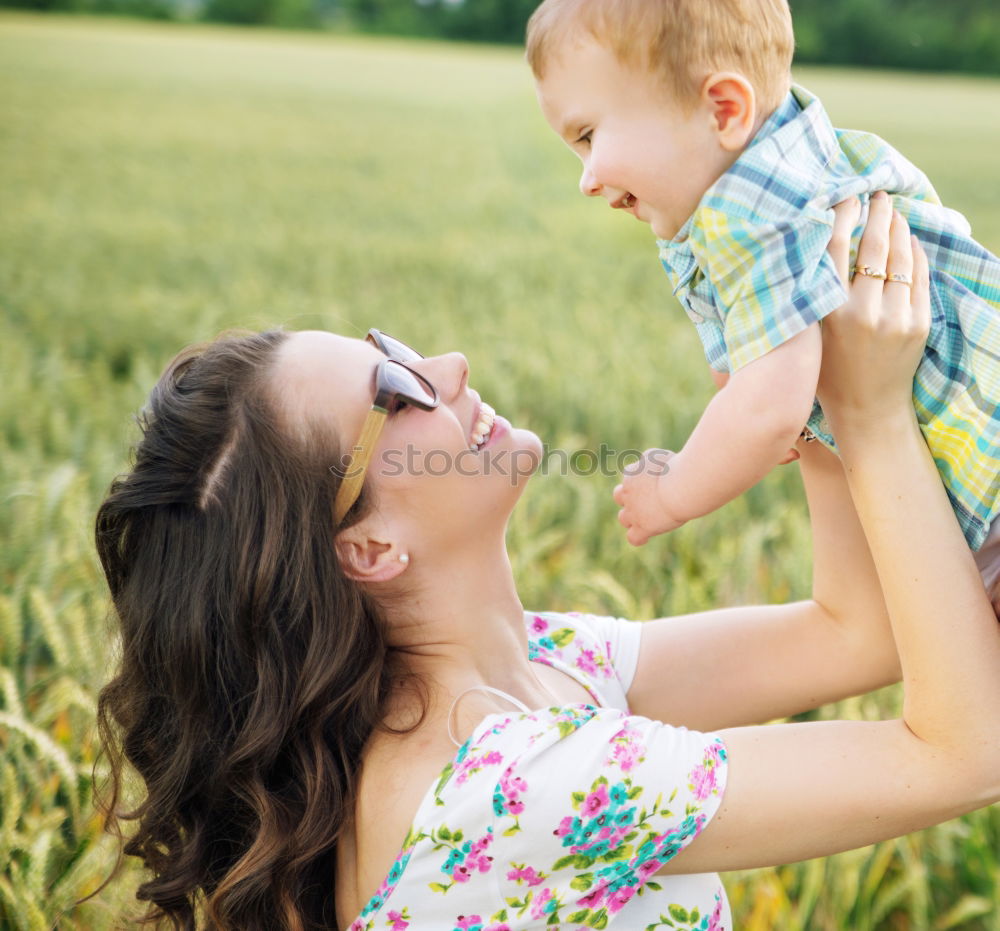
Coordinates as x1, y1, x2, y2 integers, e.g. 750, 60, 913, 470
658, 85, 1000, 550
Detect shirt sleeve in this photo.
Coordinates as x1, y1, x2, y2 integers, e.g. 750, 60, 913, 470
494, 707, 727, 920
691, 204, 848, 371
564, 613, 643, 694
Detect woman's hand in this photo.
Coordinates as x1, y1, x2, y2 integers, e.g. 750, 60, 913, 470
817, 191, 931, 441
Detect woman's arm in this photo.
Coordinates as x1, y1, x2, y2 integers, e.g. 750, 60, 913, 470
659, 195, 1000, 874
628, 199, 898, 731
628, 439, 897, 731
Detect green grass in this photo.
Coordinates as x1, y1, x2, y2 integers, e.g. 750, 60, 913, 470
1, 12, 999, 929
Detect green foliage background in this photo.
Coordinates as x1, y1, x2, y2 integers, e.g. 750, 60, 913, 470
2, 12, 999, 929
0, 0, 998, 78
335, 0, 1000, 77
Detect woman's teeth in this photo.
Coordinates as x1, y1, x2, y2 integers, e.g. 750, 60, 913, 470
470, 402, 496, 450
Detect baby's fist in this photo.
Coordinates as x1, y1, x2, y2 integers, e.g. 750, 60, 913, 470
613, 449, 683, 546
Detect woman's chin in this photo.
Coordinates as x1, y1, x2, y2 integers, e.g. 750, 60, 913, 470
481, 414, 543, 477
508, 425, 544, 478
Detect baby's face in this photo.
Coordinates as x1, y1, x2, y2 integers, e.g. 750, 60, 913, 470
535, 37, 732, 240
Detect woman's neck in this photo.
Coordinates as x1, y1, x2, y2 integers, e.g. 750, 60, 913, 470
378, 539, 554, 715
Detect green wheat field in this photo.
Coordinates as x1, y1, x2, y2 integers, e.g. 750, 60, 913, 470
2, 11, 999, 929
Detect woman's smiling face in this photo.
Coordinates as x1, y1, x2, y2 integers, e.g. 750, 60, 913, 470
272, 331, 543, 547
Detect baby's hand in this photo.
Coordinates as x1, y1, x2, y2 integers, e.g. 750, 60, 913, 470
613, 449, 685, 546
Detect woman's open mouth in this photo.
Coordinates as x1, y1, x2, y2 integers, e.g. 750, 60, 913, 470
469, 402, 495, 450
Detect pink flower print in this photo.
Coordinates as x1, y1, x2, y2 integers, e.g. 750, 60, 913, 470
578, 886, 606, 908
387, 911, 409, 931
467, 832, 494, 876
506, 773, 527, 794
531, 615, 549, 633
688, 740, 725, 801
484, 925, 511, 931
470, 833, 493, 855
507, 864, 546, 887
454, 916, 482, 931
611, 739, 640, 773
440, 830, 495, 884
452, 852, 492, 883
496, 765, 528, 817
582, 783, 610, 817
607, 721, 646, 773
606, 884, 636, 914
636, 858, 660, 880
454, 748, 504, 786
708, 895, 724, 931
529, 887, 557, 920
554, 815, 575, 838
575, 648, 599, 677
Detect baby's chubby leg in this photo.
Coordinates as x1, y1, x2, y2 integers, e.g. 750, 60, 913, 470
973, 517, 1000, 617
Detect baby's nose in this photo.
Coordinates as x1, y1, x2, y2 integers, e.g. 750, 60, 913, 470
579, 164, 601, 197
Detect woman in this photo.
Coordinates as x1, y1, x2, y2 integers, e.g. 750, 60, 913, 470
95, 196, 1000, 931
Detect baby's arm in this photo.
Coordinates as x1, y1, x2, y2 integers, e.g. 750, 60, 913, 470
616, 323, 821, 546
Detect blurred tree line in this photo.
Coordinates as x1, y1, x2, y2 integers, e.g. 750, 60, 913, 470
791, 0, 1000, 75
3, 0, 999, 76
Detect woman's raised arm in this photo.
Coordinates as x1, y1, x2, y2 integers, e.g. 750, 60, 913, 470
628, 198, 899, 732
659, 193, 1000, 874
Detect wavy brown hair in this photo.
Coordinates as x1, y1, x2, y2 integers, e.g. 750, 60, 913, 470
94, 330, 394, 929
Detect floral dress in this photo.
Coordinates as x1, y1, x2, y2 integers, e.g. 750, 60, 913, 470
346, 611, 730, 931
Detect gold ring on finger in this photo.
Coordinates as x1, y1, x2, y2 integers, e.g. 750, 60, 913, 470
854, 265, 887, 280
886, 272, 913, 286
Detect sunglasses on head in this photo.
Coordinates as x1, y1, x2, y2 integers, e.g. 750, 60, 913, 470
333, 329, 438, 524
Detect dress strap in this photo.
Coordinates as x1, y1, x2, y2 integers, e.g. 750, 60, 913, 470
446, 685, 532, 748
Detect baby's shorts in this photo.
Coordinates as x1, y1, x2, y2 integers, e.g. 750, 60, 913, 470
974, 516, 1000, 606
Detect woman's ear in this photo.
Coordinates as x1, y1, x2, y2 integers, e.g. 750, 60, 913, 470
701, 72, 757, 152
335, 525, 409, 583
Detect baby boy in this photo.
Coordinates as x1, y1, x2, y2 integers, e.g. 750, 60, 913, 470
528, 0, 1000, 577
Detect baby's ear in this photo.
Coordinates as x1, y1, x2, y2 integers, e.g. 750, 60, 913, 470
703, 72, 756, 151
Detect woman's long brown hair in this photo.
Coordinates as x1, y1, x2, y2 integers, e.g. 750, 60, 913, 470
95, 331, 391, 929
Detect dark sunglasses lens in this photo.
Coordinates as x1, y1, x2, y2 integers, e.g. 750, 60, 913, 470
383, 360, 437, 409
373, 331, 423, 363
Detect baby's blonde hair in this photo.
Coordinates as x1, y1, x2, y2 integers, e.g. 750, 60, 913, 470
526, 0, 795, 114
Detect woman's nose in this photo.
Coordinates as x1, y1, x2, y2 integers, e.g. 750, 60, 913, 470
420, 352, 468, 400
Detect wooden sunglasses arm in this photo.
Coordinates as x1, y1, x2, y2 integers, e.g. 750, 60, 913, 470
333, 406, 388, 524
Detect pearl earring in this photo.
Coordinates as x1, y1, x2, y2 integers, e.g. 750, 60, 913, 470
398, 553, 410, 565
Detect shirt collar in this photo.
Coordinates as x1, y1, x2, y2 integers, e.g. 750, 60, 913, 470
657, 85, 837, 287
756, 84, 839, 166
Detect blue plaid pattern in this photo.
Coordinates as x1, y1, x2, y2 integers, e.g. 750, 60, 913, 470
658, 86, 1000, 549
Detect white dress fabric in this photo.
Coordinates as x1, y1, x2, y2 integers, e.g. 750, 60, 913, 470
346, 611, 731, 931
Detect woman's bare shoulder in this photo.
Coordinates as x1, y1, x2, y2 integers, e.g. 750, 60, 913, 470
336, 721, 455, 924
